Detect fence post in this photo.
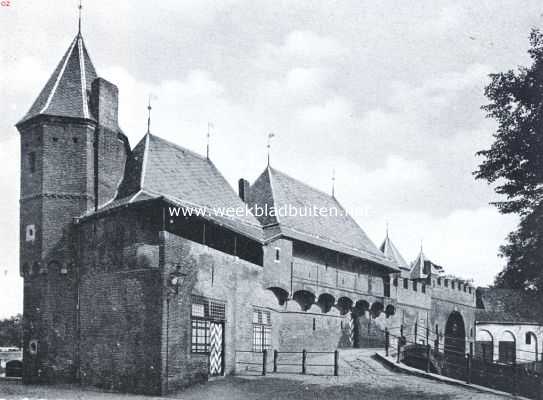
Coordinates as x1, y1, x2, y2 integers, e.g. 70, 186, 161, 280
414, 321, 418, 343
465, 353, 471, 384
397, 337, 401, 363
385, 328, 389, 357
426, 345, 431, 373
400, 324, 404, 338
334, 350, 339, 376
426, 327, 429, 346
435, 324, 439, 352
273, 350, 278, 373
262, 349, 267, 376
511, 354, 518, 395
302, 349, 307, 375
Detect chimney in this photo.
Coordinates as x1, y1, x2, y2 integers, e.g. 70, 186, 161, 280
90, 77, 119, 130
238, 179, 250, 202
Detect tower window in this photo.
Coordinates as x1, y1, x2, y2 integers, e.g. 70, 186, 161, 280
274, 247, 280, 262
28, 152, 36, 173
73, 137, 78, 144
52, 137, 58, 143
25, 224, 36, 242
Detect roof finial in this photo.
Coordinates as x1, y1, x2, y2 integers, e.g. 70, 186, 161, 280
78, 0, 83, 36
385, 221, 389, 238
331, 169, 336, 197
147, 95, 152, 134
267, 132, 275, 166
206, 122, 214, 160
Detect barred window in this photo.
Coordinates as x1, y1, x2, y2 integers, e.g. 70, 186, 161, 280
253, 308, 271, 352
191, 295, 226, 321
191, 319, 210, 353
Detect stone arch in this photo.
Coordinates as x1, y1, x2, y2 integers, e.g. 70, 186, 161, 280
267, 286, 289, 306
444, 311, 466, 359
317, 293, 335, 313
525, 331, 538, 362
385, 304, 396, 318
335, 297, 353, 315
370, 302, 384, 319
292, 290, 315, 311
352, 300, 369, 318
498, 330, 516, 364
476, 329, 494, 363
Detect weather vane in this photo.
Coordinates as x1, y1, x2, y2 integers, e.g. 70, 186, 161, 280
206, 122, 214, 159
147, 95, 152, 134
332, 169, 336, 197
78, 0, 83, 35
267, 132, 275, 166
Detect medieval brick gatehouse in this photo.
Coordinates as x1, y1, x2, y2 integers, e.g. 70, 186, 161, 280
17, 26, 483, 395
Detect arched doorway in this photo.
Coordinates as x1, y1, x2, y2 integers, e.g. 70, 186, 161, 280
444, 311, 466, 357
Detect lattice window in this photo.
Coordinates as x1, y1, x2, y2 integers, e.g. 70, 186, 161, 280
253, 308, 272, 352
191, 295, 226, 321
191, 319, 210, 353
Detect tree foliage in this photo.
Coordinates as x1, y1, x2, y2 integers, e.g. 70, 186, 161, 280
0, 314, 22, 347
476, 29, 543, 216
476, 29, 543, 291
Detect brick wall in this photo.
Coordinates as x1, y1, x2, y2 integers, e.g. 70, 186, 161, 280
78, 208, 162, 395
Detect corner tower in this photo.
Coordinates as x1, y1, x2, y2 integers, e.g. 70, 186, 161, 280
16, 31, 128, 383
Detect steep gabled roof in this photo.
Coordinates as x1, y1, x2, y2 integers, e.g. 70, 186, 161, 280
379, 234, 409, 272
247, 166, 397, 270
18, 34, 97, 125
111, 133, 263, 241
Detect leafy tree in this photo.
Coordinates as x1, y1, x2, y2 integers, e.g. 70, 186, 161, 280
476, 29, 543, 291
0, 314, 22, 347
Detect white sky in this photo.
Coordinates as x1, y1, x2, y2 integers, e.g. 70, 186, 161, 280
1, 0, 540, 318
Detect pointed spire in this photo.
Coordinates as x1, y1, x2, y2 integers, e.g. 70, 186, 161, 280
267, 132, 275, 166
78, 0, 83, 36
18, 32, 97, 125
379, 230, 409, 270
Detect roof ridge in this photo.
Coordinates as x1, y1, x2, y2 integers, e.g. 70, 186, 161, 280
140, 133, 151, 190
39, 36, 78, 115
266, 166, 281, 225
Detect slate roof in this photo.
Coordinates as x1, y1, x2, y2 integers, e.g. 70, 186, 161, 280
379, 234, 409, 272
476, 288, 543, 324
247, 166, 397, 271
104, 133, 263, 241
18, 33, 97, 125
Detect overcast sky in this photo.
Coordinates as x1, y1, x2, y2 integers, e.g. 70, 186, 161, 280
1, 0, 541, 318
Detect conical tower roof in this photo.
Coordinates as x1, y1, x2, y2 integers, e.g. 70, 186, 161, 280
379, 234, 409, 271
18, 33, 97, 125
